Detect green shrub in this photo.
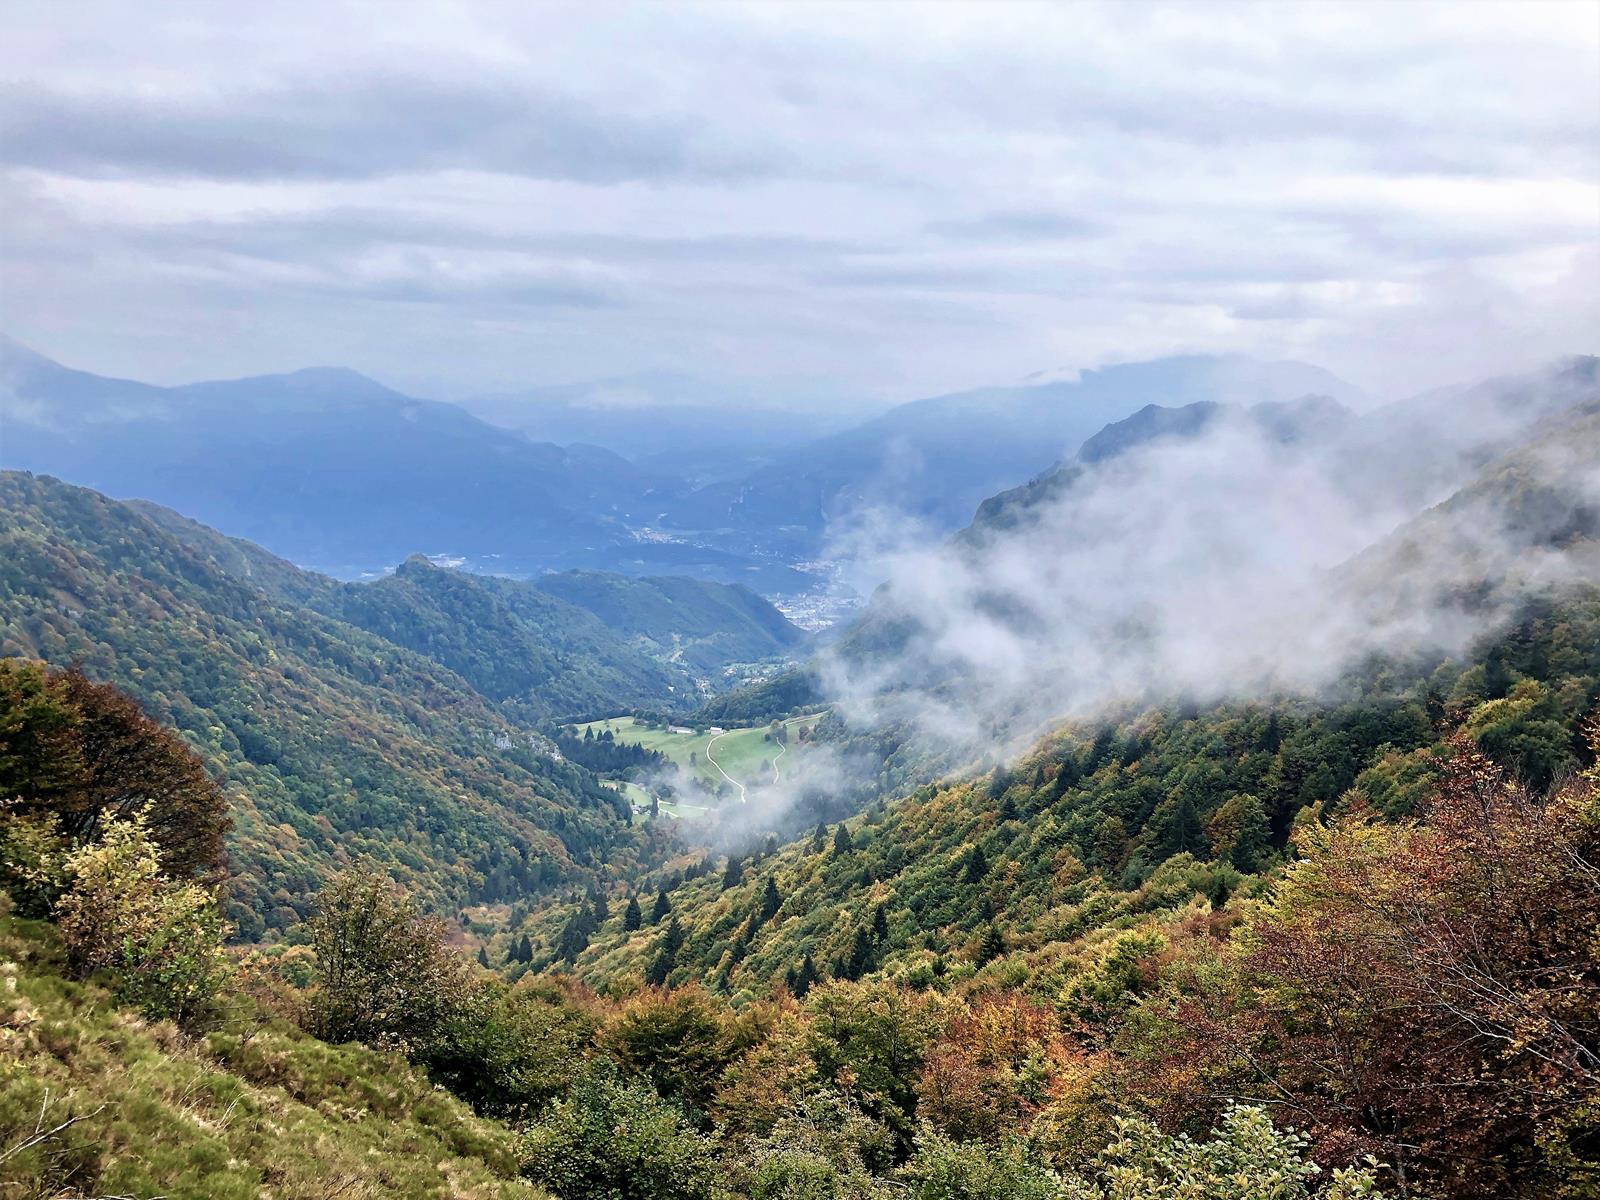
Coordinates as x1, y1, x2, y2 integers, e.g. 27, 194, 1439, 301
518, 1069, 719, 1200
56, 809, 228, 1030
1062, 1105, 1384, 1199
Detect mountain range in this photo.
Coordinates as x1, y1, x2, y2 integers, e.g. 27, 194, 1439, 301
1, 335, 1375, 588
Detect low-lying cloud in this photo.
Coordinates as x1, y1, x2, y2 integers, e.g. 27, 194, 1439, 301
815, 369, 1600, 761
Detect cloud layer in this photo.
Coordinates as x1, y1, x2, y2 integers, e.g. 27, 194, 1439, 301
0, 1, 1595, 403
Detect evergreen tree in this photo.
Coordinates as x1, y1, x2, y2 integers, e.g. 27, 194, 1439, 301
623, 895, 642, 932
811, 822, 828, 853
516, 933, 532, 963
1052, 754, 1081, 797
759, 875, 781, 923
963, 843, 988, 884
791, 953, 818, 999
844, 926, 874, 980
1262, 711, 1283, 753
722, 856, 744, 891
477, 946, 489, 968
832, 823, 853, 857
591, 891, 610, 924
871, 902, 889, 943
1158, 795, 1206, 859
977, 923, 1004, 965
651, 887, 672, 925
645, 917, 683, 987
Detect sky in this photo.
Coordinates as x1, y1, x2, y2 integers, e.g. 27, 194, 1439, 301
1, 0, 1596, 408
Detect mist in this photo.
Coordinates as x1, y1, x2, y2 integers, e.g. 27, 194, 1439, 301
800, 371, 1600, 774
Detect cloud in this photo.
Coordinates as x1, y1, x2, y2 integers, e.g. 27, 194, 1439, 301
0, 0, 1594, 399
811, 367, 1600, 760
0, 78, 777, 184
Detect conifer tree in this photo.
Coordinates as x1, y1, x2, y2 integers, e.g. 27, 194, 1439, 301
651, 887, 672, 924
977, 923, 1004, 965
844, 926, 874, 979
760, 875, 781, 923
623, 895, 642, 931
791, 953, 818, 998
963, 843, 988, 883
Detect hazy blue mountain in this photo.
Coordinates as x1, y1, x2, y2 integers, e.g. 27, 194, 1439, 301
0, 337, 814, 586
465, 371, 863, 473
659, 355, 1366, 553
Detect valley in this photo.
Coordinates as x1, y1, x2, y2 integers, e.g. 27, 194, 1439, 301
2, 352, 1597, 1200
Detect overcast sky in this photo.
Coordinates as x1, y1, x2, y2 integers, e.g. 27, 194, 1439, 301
1, 0, 1595, 408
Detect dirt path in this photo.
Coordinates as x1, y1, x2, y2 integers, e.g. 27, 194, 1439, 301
704, 730, 746, 804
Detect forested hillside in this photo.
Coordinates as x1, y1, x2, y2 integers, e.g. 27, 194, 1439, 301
0, 472, 648, 937
533, 569, 806, 674
522, 586, 1600, 987
136, 499, 803, 709
497, 588, 1599, 1197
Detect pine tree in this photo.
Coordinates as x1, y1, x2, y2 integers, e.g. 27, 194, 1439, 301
651, 887, 672, 924
591, 891, 610, 924
832, 823, 853, 857
477, 946, 489, 967
645, 917, 683, 987
1158, 795, 1205, 858
760, 875, 781, 923
845, 926, 874, 980
516, 933, 532, 963
811, 822, 828, 853
623, 895, 642, 931
977, 923, 1004, 965
963, 843, 988, 883
722, 855, 744, 891
792, 953, 818, 998
871, 902, 889, 943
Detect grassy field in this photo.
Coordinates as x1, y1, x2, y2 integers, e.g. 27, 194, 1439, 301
574, 713, 824, 799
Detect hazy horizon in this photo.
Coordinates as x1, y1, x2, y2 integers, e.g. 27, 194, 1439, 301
2, 0, 1595, 409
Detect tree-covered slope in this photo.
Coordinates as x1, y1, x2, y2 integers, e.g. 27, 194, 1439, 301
0, 471, 640, 938
323, 556, 689, 720
532, 569, 805, 674
132, 500, 794, 714
525, 582, 1600, 996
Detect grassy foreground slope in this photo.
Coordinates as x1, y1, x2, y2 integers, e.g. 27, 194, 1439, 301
0, 917, 542, 1200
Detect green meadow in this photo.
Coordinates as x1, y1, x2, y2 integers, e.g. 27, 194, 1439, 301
573, 713, 824, 799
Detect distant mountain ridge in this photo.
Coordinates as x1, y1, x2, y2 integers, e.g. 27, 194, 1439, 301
658, 355, 1367, 554
0, 336, 809, 587
1, 336, 1378, 587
